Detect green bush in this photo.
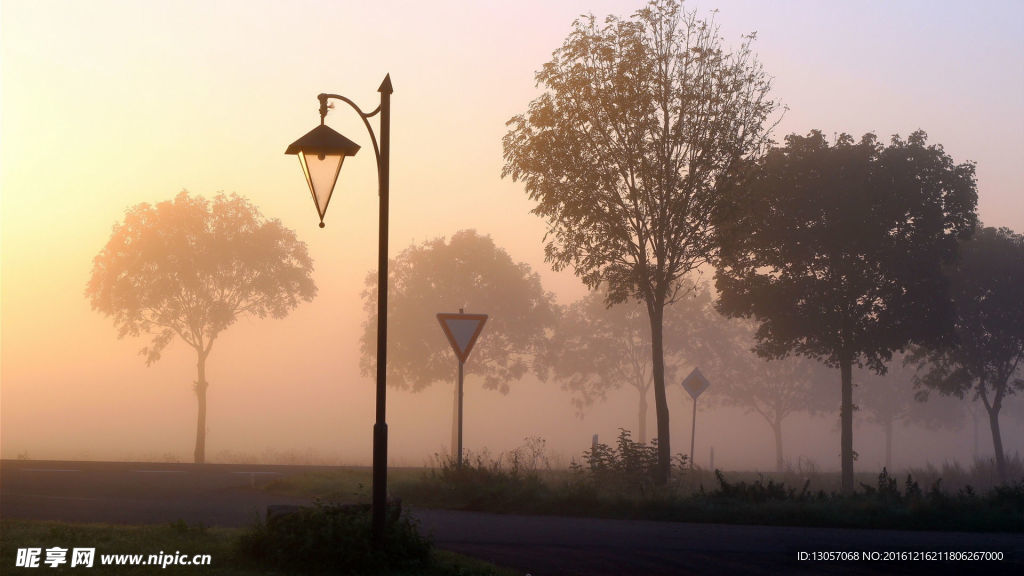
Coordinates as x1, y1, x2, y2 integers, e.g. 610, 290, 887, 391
572, 429, 688, 496
236, 500, 431, 575
712, 469, 811, 503
387, 434, 1024, 532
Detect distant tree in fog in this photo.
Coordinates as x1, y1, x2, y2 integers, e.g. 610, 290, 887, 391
537, 280, 717, 443
912, 226, 1024, 481
856, 353, 966, 470
502, 0, 780, 484
701, 318, 833, 473
86, 191, 317, 464
360, 230, 555, 453
715, 131, 978, 493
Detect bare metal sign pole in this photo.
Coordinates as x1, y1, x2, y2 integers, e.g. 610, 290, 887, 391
681, 367, 711, 471
437, 309, 488, 467
457, 352, 464, 464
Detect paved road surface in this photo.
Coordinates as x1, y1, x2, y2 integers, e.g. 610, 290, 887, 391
3, 460, 1022, 575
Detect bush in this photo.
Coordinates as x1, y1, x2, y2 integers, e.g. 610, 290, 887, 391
430, 449, 548, 511
237, 500, 430, 575
712, 470, 810, 504
572, 429, 688, 496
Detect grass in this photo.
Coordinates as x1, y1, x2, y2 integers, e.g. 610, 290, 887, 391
0, 518, 519, 576
1, 519, 248, 575
258, 434, 1024, 534
263, 467, 424, 503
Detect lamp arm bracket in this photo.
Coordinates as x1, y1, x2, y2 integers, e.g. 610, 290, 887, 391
318, 93, 382, 176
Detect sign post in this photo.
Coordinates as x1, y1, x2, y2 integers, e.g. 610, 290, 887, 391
437, 309, 488, 467
681, 367, 711, 470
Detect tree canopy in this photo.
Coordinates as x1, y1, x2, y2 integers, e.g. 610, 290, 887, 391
502, 0, 779, 484
715, 130, 977, 492
912, 226, 1024, 480
86, 191, 316, 463
360, 229, 555, 394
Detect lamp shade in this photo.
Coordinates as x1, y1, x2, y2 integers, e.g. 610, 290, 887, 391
286, 124, 361, 227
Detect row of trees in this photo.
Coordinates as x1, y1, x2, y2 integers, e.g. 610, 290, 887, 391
356, 226, 1021, 476
86, 198, 1019, 477
499, 0, 1022, 491
87, 0, 1021, 482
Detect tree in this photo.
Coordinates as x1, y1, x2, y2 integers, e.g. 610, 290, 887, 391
856, 353, 966, 470
502, 0, 779, 483
359, 230, 555, 453
912, 226, 1024, 480
701, 318, 834, 473
539, 290, 652, 434
715, 130, 977, 492
86, 191, 317, 463
539, 280, 716, 443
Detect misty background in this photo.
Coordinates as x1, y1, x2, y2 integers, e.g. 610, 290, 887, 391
3, 0, 1022, 473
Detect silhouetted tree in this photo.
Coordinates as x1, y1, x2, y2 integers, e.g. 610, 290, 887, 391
715, 131, 977, 493
86, 191, 317, 463
912, 226, 1024, 480
701, 318, 833, 473
856, 353, 966, 470
360, 230, 555, 452
539, 290, 652, 435
539, 281, 716, 443
502, 0, 779, 484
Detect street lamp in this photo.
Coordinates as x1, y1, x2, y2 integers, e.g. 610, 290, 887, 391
286, 74, 392, 543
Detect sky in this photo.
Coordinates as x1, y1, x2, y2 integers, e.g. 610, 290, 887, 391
2, 0, 1022, 470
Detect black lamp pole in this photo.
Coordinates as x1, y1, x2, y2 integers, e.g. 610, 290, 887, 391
371, 76, 391, 546
286, 74, 393, 544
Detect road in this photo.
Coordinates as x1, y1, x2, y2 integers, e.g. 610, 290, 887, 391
3, 460, 1023, 575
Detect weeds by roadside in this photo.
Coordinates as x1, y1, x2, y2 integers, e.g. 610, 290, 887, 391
383, 432, 1024, 532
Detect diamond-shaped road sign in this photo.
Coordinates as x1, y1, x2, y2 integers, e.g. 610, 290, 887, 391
437, 312, 488, 363
681, 367, 711, 400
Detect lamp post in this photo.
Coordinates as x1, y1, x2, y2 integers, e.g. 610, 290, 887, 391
286, 74, 392, 544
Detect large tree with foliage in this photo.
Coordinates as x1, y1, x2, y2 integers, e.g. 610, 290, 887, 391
86, 191, 317, 463
502, 0, 779, 483
912, 226, 1024, 480
715, 130, 977, 492
360, 230, 555, 453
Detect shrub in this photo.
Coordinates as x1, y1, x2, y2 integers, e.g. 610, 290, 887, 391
236, 500, 430, 575
572, 429, 689, 496
712, 470, 810, 503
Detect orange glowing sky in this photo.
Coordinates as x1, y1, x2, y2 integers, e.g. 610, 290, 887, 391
2, 0, 1022, 467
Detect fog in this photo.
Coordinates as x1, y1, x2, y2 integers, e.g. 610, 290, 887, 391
5, 269, 1020, 472
3, 0, 1023, 475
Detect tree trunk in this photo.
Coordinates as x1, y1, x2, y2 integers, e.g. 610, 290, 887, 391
773, 416, 784, 474
840, 355, 854, 494
638, 387, 649, 445
979, 381, 1007, 482
972, 408, 979, 461
884, 417, 893, 471
647, 299, 671, 485
987, 406, 1006, 482
194, 350, 209, 464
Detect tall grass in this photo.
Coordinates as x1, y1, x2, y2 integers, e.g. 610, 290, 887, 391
383, 432, 1024, 532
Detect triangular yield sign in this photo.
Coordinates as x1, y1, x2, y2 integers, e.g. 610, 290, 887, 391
437, 312, 488, 363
